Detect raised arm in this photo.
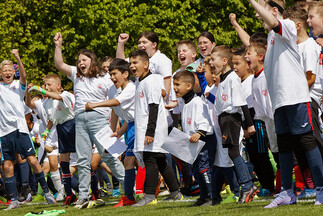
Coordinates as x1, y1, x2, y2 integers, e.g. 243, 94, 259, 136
248, 0, 279, 29
116, 33, 129, 60
25, 84, 36, 109
54, 32, 72, 77
11, 49, 26, 86
229, 13, 251, 47
28, 85, 62, 100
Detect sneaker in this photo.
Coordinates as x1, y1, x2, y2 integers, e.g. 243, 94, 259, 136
258, 188, 271, 197
63, 194, 77, 206
264, 189, 296, 208
315, 187, 323, 205
4, 200, 20, 210
74, 199, 89, 209
100, 188, 110, 197
44, 192, 57, 204
164, 192, 184, 201
56, 190, 65, 202
91, 189, 101, 200
19, 193, 32, 204
87, 199, 105, 208
220, 185, 231, 195
297, 188, 316, 199
131, 197, 157, 207
113, 196, 137, 208
238, 185, 259, 204
222, 193, 238, 203
33, 194, 45, 202
112, 188, 121, 197
18, 185, 31, 202
189, 198, 210, 207
180, 183, 200, 197
212, 196, 222, 205
0, 196, 7, 204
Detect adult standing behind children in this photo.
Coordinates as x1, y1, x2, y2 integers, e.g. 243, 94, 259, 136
195, 32, 216, 65
53, 32, 125, 209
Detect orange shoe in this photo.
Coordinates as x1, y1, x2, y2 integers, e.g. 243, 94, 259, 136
113, 196, 136, 208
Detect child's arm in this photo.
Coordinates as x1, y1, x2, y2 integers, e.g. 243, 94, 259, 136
54, 32, 72, 77
110, 109, 119, 132
116, 33, 129, 60
247, 0, 279, 30
41, 120, 53, 140
28, 85, 63, 100
85, 99, 120, 110
196, 63, 208, 95
26, 84, 37, 109
241, 105, 256, 136
111, 121, 128, 138
190, 130, 207, 143
144, 103, 159, 145
11, 49, 26, 86
306, 71, 316, 89
229, 13, 251, 47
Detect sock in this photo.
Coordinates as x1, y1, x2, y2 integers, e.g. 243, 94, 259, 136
232, 156, 253, 191
35, 171, 49, 194
279, 152, 294, 190
112, 176, 119, 189
71, 175, 79, 193
275, 169, 281, 192
303, 168, 315, 189
19, 161, 30, 187
91, 170, 99, 195
306, 146, 323, 187
294, 166, 305, 190
5, 176, 18, 201
135, 166, 146, 193
60, 161, 72, 196
51, 170, 64, 192
124, 169, 135, 201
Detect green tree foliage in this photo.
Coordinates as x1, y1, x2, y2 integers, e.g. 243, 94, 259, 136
0, 0, 287, 90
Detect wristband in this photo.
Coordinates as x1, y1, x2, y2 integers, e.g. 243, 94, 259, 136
29, 85, 47, 94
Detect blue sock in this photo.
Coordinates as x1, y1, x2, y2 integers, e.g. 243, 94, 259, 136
14, 163, 21, 186
71, 175, 79, 192
6, 176, 18, 201
91, 170, 98, 194
124, 169, 135, 201
279, 152, 294, 190
35, 171, 49, 193
232, 156, 253, 191
60, 161, 72, 196
306, 146, 323, 187
19, 161, 30, 187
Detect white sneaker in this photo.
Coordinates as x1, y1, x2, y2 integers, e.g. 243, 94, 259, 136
4, 200, 20, 210
56, 190, 65, 202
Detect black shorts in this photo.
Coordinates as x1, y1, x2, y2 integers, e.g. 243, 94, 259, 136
57, 118, 76, 153
218, 112, 242, 148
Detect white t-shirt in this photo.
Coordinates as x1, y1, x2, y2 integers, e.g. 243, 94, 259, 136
68, 66, 113, 117
180, 95, 213, 136
0, 80, 29, 136
264, 19, 310, 111
215, 71, 247, 115
108, 82, 135, 123
134, 73, 168, 153
252, 70, 274, 120
298, 38, 322, 105
149, 50, 172, 78
43, 91, 75, 125
241, 75, 254, 109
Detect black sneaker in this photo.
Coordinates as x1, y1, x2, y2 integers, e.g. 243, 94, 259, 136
18, 186, 31, 202
237, 185, 259, 204
212, 196, 222, 205
189, 198, 209, 207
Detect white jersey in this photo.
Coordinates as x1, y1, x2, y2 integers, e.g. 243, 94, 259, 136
0, 81, 29, 136
215, 71, 247, 115
108, 82, 135, 123
241, 75, 254, 109
298, 38, 322, 105
149, 50, 172, 78
68, 66, 113, 117
252, 69, 274, 120
264, 19, 310, 111
43, 91, 75, 125
180, 95, 213, 136
134, 73, 168, 153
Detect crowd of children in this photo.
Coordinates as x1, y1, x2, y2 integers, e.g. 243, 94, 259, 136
0, 0, 323, 211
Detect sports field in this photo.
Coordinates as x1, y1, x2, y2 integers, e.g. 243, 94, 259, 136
1, 195, 322, 216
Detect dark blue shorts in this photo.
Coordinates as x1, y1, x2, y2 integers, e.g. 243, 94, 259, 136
57, 118, 76, 153
274, 102, 313, 135
1, 130, 36, 161
125, 121, 135, 157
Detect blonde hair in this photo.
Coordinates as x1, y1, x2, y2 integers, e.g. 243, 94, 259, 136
43, 74, 61, 84
309, 2, 323, 18
0, 60, 14, 71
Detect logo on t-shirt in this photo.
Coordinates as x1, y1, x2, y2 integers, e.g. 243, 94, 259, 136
12, 86, 16, 91
139, 91, 144, 98
187, 117, 191, 125
262, 90, 267, 96
57, 105, 62, 111
222, 94, 228, 101
71, 102, 74, 111
320, 54, 322, 66
270, 37, 275, 45
98, 83, 102, 89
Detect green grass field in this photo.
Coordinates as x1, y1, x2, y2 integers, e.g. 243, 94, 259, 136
0, 195, 322, 216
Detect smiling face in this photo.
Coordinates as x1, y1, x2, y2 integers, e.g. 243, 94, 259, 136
44, 78, 61, 93
102, 61, 111, 72
138, 36, 157, 58
245, 48, 260, 71
129, 56, 149, 79
210, 52, 226, 75
173, 78, 192, 98
177, 44, 197, 68
308, 8, 323, 36
109, 69, 129, 89
0, 64, 15, 84
233, 55, 249, 79
77, 54, 92, 76
198, 36, 215, 57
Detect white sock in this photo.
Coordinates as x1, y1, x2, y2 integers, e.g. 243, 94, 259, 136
51, 170, 64, 192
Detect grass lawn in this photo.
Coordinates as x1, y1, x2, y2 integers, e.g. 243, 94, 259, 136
0, 195, 322, 216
